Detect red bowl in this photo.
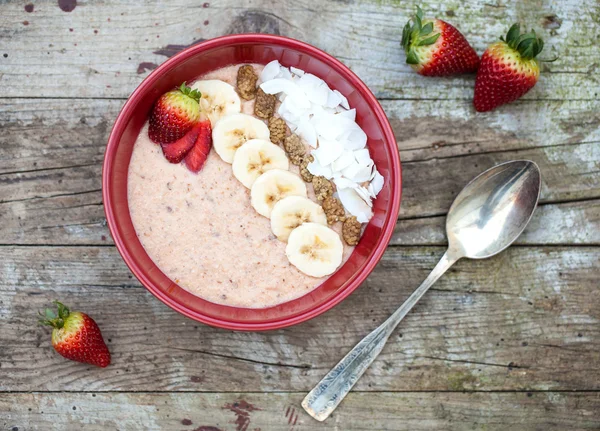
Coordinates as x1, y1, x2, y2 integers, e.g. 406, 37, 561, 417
103, 34, 402, 331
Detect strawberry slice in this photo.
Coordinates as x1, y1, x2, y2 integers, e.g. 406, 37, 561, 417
185, 119, 212, 173
160, 124, 201, 163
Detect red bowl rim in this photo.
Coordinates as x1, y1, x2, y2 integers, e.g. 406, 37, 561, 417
103, 34, 402, 331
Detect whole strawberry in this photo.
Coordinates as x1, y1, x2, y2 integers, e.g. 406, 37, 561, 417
474, 24, 544, 112
149, 82, 201, 145
401, 6, 479, 76
39, 301, 111, 368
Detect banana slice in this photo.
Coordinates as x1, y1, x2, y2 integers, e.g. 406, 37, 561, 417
190, 80, 241, 126
286, 223, 344, 277
271, 196, 327, 242
251, 169, 307, 218
212, 113, 271, 163
232, 139, 290, 188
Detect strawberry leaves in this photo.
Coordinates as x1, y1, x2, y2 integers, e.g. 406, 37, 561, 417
401, 6, 441, 65
38, 301, 71, 328
178, 82, 202, 103
502, 23, 544, 60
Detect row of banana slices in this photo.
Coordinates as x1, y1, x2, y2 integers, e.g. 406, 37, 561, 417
190, 79, 344, 278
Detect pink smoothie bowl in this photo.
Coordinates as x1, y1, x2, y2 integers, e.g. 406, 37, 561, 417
102, 34, 402, 331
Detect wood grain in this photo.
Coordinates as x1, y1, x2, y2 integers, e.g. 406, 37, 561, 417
2, 392, 600, 431
2, 193, 598, 246
392, 200, 600, 246
1, 246, 598, 392
3, 98, 599, 173
1, 99, 598, 245
0, 0, 598, 100
2, 140, 597, 224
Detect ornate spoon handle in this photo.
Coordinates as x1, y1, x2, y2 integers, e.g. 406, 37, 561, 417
302, 251, 458, 421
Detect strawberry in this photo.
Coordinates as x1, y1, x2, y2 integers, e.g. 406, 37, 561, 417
401, 6, 479, 76
474, 24, 544, 112
39, 301, 111, 368
148, 82, 201, 145
184, 117, 212, 173
161, 123, 201, 163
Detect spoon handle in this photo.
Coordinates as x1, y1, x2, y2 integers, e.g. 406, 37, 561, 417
302, 251, 458, 422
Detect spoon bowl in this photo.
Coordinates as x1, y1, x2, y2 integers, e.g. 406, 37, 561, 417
447, 160, 542, 259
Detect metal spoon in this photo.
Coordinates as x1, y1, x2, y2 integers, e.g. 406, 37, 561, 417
302, 160, 542, 421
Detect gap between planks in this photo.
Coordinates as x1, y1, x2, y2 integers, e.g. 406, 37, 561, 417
1, 390, 599, 394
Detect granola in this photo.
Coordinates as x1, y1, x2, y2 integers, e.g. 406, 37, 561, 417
312, 176, 334, 202
254, 88, 277, 119
342, 216, 361, 245
322, 196, 346, 224
269, 117, 287, 145
299, 155, 314, 182
283, 134, 306, 165
236, 65, 258, 100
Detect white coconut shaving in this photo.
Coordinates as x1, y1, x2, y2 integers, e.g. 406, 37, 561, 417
260, 60, 384, 222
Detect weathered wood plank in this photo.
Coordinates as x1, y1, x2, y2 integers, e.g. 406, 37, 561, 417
1, 101, 598, 242
2, 392, 600, 431
2, 192, 598, 246
399, 141, 600, 217
3, 98, 599, 173
3, 139, 595, 215
1, 246, 598, 392
0, 0, 598, 100
392, 200, 600, 246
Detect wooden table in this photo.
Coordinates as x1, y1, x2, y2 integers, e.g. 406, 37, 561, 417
1, 1, 599, 429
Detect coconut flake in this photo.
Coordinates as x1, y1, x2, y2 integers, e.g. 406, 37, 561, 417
334, 89, 350, 109
341, 159, 363, 180
352, 164, 374, 183
307, 159, 334, 179
260, 78, 296, 95
296, 117, 318, 148
333, 177, 356, 190
260, 79, 312, 111
260, 60, 281, 83
338, 188, 373, 221
354, 148, 372, 164
312, 115, 343, 141
331, 150, 355, 172
367, 183, 376, 198
342, 127, 368, 150
297, 73, 329, 105
357, 212, 371, 223
338, 108, 357, 121
290, 66, 305, 76
354, 186, 373, 207
277, 66, 293, 81
371, 169, 384, 196
313, 138, 343, 166
325, 89, 343, 108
